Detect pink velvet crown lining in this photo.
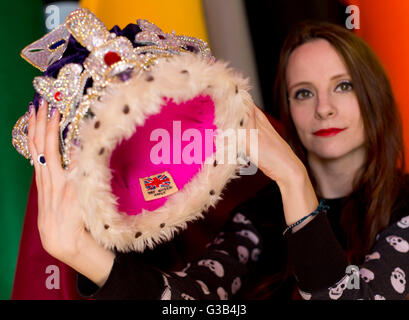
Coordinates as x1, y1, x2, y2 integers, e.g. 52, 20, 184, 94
109, 95, 216, 215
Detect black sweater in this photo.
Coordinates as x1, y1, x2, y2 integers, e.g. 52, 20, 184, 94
77, 179, 409, 300
77, 211, 263, 300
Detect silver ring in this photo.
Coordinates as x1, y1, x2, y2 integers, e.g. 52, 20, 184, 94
37, 154, 46, 166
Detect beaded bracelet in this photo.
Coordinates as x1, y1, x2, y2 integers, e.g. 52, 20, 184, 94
282, 199, 329, 236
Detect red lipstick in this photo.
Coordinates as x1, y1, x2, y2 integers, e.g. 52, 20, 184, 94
313, 128, 346, 137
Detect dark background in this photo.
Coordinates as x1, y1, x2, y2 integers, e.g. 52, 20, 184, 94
245, 0, 346, 118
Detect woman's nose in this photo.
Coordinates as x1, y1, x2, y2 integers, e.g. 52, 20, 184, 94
314, 93, 336, 120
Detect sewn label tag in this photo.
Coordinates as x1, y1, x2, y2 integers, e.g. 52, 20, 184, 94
139, 171, 178, 201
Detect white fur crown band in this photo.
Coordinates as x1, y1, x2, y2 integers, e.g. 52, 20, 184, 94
12, 8, 254, 252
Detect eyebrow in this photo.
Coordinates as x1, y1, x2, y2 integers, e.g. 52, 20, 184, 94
288, 73, 350, 92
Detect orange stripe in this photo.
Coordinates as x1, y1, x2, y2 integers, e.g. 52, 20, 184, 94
346, 0, 409, 167
79, 0, 208, 42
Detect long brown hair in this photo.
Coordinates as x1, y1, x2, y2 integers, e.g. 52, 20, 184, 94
275, 21, 406, 264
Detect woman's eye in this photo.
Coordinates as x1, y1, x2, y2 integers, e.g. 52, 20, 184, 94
294, 89, 313, 100
335, 81, 353, 92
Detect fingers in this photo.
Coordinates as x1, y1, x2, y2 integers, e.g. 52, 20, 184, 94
33, 99, 48, 158
45, 107, 64, 177
27, 101, 46, 225
252, 104, 280, 136
245, 103, 258, 162
27, 101, 45, 179
245, 102, 256, 131
27, 103, 42, 190
253, 104, 269, 125
27, 103, 37, 167
30, 99, 52, 202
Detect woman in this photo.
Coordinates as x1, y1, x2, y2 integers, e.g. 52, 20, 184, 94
243, 20, 409, 300
28, 20, 409, 300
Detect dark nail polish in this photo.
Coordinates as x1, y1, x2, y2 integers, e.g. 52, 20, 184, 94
28, 103, 34, 115
50, 107, 57, 117
39, 97, 44, 107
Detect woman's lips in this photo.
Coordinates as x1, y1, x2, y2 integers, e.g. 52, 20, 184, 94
313, 128, 346, 137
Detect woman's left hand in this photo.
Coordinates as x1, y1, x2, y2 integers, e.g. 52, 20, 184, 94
245, 103, 306, 186
27, 99, 87, 262
245, 103, 318, 226
27, 99, 114, 286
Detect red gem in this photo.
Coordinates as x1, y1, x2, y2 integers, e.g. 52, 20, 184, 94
54, 91, 62, 101
104, 51, 121, 66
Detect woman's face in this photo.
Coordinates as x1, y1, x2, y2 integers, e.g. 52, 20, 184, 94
286, 39, 365, 163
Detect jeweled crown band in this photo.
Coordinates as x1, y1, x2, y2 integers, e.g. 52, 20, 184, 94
12, 8, 213, 168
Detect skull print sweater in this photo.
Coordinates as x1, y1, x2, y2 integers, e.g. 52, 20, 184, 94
286, 198, 409, 300
77, 175, 409, 300
286, 177, 409, 300
225, 176, 409, 300
76, 211, 263, 300
218, 176, 409, 300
